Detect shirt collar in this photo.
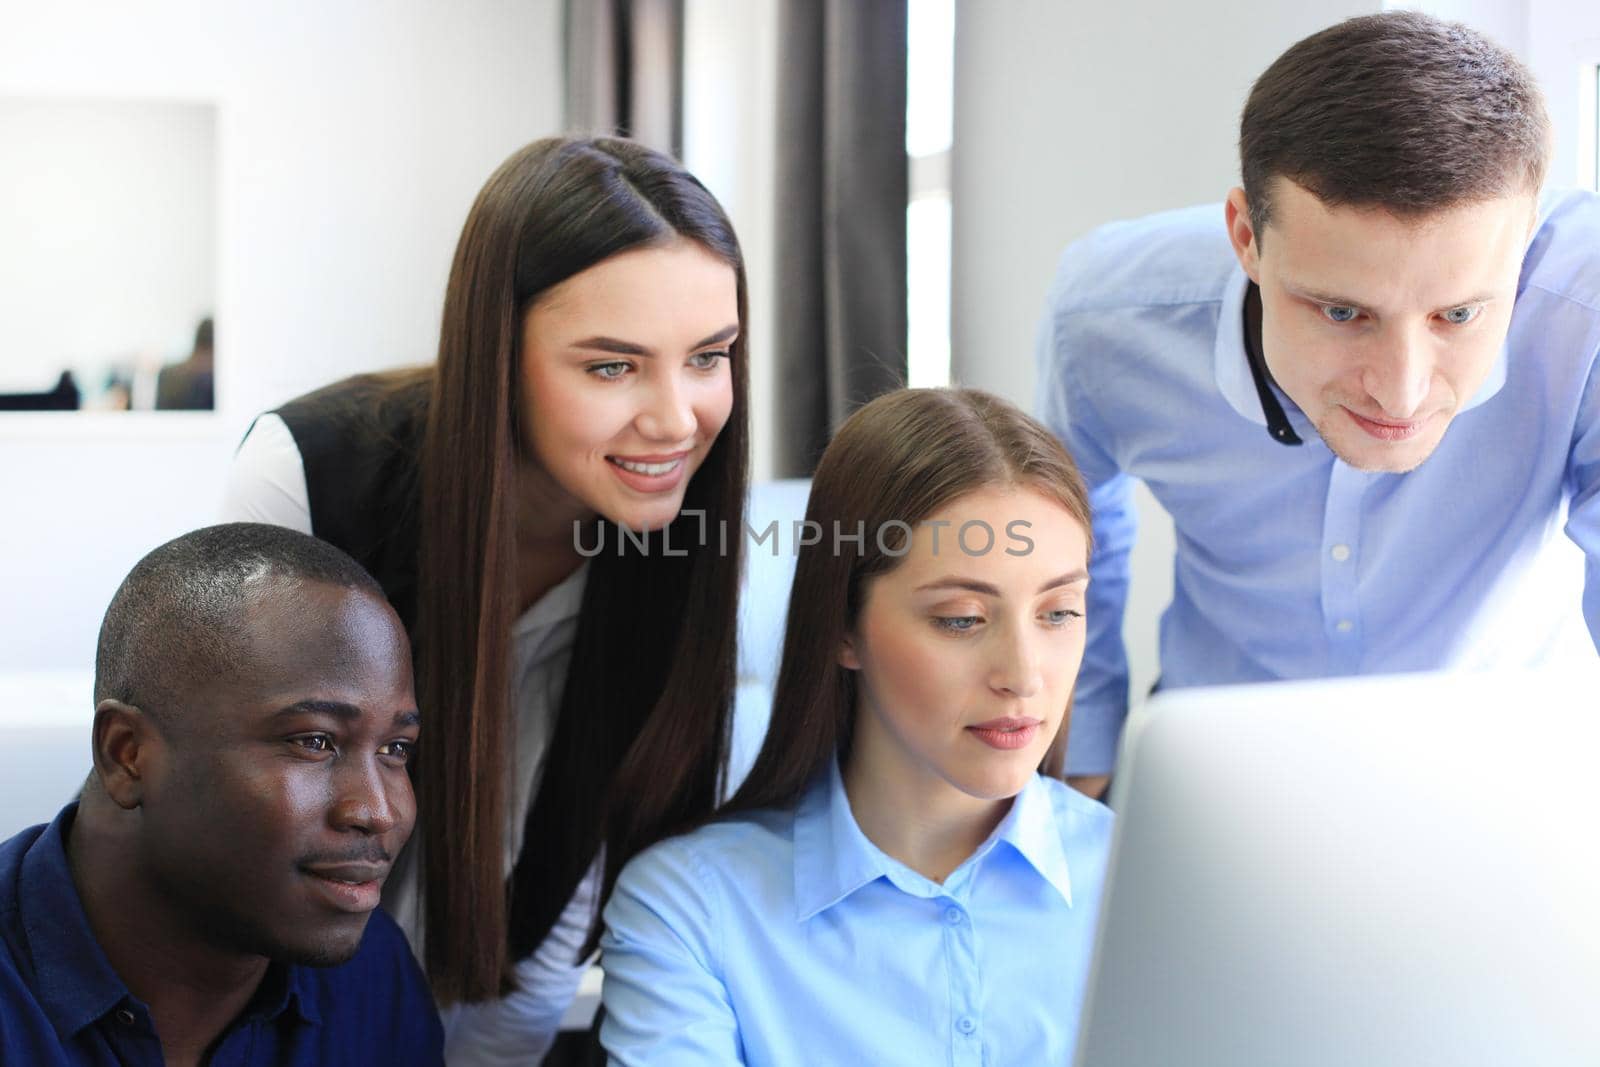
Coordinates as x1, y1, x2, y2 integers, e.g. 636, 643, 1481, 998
18, 803, 130, 1041
1212, 264, 1510, 429
992, 772, 1075, 909
1214, 264, 1269, 428
791, 760, 1076, 920
792, 759, 893, 921
19, 803, 319, 1041
249, 960, 320, 1027
512, 559, 588, 639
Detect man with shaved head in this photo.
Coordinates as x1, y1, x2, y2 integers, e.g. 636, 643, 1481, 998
0, 523, 443, 1066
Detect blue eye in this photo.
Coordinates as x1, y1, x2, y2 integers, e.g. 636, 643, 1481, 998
1322, 305, 1359, 323
1043, 608, 1084, 626
588, 361, 631, 380
689, 350, 729, 370
1442, 305, 1481, 325
935, 615, 981, 633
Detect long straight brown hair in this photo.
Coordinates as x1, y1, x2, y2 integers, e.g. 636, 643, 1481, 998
415, 136, 748, 1003
724, 388, 1089, 817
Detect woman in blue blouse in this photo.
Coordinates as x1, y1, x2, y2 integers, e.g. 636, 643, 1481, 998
600, 387, 1115, 1066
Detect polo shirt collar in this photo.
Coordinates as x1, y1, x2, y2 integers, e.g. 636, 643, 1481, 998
248, 960, 320, 1027
19, 802, 318, 1042
19, 803, 132, 1042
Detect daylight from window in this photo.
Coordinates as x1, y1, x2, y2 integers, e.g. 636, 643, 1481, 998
906, 0, 955, 388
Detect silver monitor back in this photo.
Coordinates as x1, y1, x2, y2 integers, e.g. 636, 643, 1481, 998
1075, 669, 1600, 1067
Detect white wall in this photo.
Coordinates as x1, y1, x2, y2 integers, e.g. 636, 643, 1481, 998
1391, 0, 1529, 55
0, 99, 216, 397
1396, 0, 1600, 189
1520, 0, 1600, 190
0, 0, 562, 682
950, 0, 1379, 703
683, 0, 781, 483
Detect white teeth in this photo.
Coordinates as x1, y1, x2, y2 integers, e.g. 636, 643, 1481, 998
613, 458, 680, 476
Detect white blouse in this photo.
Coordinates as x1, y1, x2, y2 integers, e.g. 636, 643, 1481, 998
223, 412, 597, 1065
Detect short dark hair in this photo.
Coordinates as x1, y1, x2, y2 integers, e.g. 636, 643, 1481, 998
1241, 11, 1549, 234
93, 523, 386, 722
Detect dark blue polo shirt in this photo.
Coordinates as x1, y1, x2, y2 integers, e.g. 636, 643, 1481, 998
0, 804, 444, 1066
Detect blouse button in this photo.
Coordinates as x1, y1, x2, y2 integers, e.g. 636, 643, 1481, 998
957, 1015, 977, 1035
115, 1008, 136, 1026
944, 906, 964, 925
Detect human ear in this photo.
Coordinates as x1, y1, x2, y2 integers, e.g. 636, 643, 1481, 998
1225, 187, 1261, 282
837, 633, 861, 671
92, 699, 156, 810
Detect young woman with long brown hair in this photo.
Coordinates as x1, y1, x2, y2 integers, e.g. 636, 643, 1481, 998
221, 135, 748, 1062
599, 388, 1114, 1066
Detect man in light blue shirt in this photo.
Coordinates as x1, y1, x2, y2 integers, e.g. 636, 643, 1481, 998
600, 760, 1113, 1066
1038, 12, 1600, 787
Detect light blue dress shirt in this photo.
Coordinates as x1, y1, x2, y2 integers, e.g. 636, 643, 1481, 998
1036, 190, 1600, 775
599, 760, 1114, 1066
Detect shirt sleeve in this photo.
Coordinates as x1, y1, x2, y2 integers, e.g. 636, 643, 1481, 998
440, 861, 602, 1066
1567, 351, 1600, 652
1036, 297, 1136, 777
599, 841, 744, 1066
219, 412, 313, 532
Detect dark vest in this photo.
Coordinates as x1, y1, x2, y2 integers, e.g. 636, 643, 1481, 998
271, 373, 428, 634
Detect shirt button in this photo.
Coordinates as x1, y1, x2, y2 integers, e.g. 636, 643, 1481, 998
944, 906, 963, 925
1336, 619, 1354, 633
115, 1008, 136, 1026
1330, 543, 1351, 562
957, 1015, 977, 1035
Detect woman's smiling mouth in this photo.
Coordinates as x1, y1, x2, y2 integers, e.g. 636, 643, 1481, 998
606, 452, 690, 492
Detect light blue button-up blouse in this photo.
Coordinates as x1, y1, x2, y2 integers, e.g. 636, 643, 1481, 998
600, 760, 1114, 1066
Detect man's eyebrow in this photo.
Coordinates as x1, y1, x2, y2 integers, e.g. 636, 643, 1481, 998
1435, 291, 1500, 308
571, 323, 739, 357
1282, 280, 1368, 307
270, 700, 422, 729
1283, 281, 1500, 310
272, 699, 361, 722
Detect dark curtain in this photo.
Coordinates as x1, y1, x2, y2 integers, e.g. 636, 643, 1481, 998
564, 0, 685, 158
774, 0, 909, 477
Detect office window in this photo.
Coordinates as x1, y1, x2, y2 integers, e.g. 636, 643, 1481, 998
906, 0, 954, 388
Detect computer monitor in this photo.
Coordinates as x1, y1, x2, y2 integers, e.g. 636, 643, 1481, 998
1074, 669, 1600, 1067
